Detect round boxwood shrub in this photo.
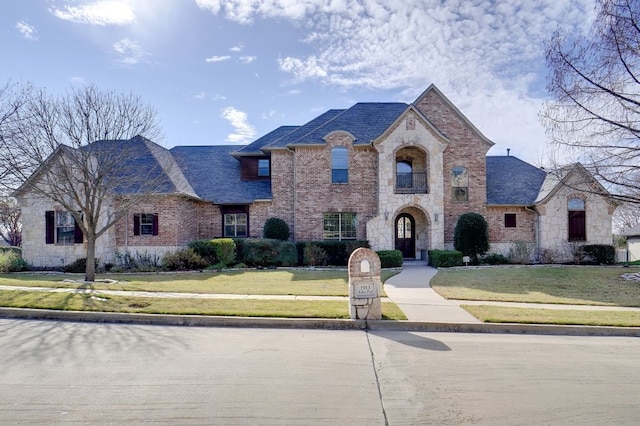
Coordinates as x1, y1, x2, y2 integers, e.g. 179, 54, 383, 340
263, 217, 290, 241
454, 212, 489, 261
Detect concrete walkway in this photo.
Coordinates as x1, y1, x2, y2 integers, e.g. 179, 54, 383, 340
384, 265, 482, 323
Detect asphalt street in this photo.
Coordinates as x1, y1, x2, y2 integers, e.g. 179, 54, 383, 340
1, 318, 638, 425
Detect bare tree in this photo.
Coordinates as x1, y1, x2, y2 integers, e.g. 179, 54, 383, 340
541, 0, 640, 204
0, 83, 164, 281
0, 197, 21, 246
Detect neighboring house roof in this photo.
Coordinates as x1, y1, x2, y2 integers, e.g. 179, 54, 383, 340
232, 125, 299, 157
486, 156, 547, 205
171, 145, 271, 204
624, 223, 640, 237
287, 103, 409, 146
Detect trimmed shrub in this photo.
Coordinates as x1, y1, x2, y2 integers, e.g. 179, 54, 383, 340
187, 239, 218, 265
263, 217, 290, 241
240, 239, 298, 267
582, 244, 616, 265
211, 238, 236, 270
0, 250, 29, 272
453, 212, 489, 260
377, 250, 403, 268
63, 257, 98, 273
481, 252, 510, 265
296, 240, 370, 266
304, 243, 328, 266
428, 249, 463, 267
162, 248, 209, 271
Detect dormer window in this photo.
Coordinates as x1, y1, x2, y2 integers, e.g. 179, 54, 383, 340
258, 159, 270, 177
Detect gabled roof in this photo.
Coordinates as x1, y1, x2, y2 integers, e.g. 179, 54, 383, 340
414, 84, 495, 148
171, 145, 271, 204
286, 103, 408, 146
232, 125, 299, 157
534, 162, 611, 205
486, 156, 547, 205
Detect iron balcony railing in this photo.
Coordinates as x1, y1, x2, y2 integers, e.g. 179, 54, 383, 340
395, 172, 428, 194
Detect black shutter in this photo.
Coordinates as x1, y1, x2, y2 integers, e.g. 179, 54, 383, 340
152, 214, 159, 236
45, 211, 54, 244
74, 216, 83, 244
133, 214, 140, 236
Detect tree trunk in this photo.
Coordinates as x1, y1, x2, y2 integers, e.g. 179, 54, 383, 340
85, 236, 96, 282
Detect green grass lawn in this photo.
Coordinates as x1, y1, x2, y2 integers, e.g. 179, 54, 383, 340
0, 269, 399, 297
431, 266, 640, 307
0, 269, 406, 320
0, 290, 407, 320
462, 305, 640, 327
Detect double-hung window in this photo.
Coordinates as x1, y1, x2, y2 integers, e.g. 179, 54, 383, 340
45, 210, 82, 244
323, 212, 357, 240
331, 147, 349, 184
133, 213, 159, 236
258, 159, 270, 177
224, 213, 248, 237
568, 198, 586, 241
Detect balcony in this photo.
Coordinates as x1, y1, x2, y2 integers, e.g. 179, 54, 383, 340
395, 172, 428, 194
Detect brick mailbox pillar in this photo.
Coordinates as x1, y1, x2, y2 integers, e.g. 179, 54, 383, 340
348, 247, 382, 320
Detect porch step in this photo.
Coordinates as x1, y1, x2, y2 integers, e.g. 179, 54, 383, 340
402, 260, 428, 266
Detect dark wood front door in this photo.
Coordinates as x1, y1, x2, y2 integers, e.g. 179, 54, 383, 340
395, 213, 415, 258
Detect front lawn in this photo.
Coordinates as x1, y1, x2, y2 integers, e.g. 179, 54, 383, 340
0, 290, 407, 320
462, 305, 640, 327
0, 269, 400, 297
431, 266, 640, 307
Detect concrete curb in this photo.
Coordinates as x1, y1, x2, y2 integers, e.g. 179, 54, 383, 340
1, 307, 639, 337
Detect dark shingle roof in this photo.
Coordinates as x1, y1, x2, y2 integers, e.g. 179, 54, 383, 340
171, 145, 271, 203
86, 136, 183, 195
264, 109, 345, 149
232, 125, 299, 156
486, 156, 547, 205
287, 103, 408, 146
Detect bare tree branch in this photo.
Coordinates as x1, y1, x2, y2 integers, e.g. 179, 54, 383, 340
0, 83, 166, 280
541, 0, 640, 203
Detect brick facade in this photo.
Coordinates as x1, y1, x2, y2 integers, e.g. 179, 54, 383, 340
415, 90, 492, 245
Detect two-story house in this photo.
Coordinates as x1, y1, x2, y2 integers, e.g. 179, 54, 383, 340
15, 85, 616, 267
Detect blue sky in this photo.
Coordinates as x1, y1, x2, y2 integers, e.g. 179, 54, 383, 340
1, 0, 596, 164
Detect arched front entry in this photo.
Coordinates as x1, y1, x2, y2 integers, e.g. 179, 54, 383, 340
395, 213, 416, 258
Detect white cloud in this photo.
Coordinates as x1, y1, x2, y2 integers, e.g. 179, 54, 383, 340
205, 55, 231, 63
229, 43, 244, 52
197, 0, 597, 163
193, 92, 206, 100
50, 1, 136, 26
239, 55, 257, 64
15, 21, 38, 40
113, 38, 148, 65
221, 106, 256, 143
213, 94, 227, 100
69, 76, 86, 85
278, 56, 327, 80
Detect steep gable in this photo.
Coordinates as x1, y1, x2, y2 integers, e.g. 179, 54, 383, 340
413, 84, 494, 148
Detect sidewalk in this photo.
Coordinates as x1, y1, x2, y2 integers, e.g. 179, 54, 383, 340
384, 265, 482, 323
